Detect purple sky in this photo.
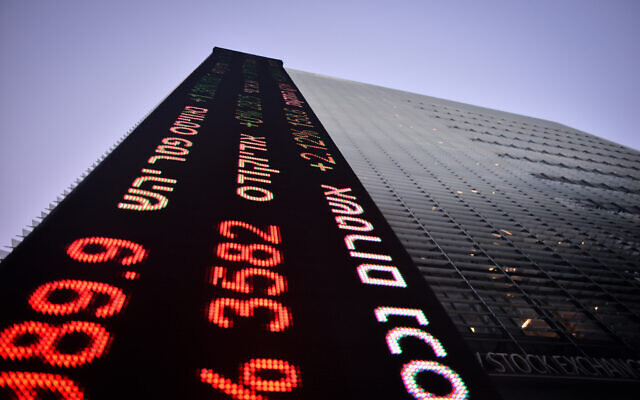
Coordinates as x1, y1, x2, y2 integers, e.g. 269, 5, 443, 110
1, 0, 639, 252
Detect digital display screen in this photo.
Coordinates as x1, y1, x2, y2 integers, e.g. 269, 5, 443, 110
0, 48, 500, 399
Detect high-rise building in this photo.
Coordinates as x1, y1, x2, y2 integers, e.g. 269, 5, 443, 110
287, 69, 640, 398
1, 48, 638, 400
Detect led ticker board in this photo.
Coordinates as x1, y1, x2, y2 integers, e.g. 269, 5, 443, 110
0, 48, 501, 400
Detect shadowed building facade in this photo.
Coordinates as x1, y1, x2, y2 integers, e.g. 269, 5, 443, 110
287, 69, 640, 398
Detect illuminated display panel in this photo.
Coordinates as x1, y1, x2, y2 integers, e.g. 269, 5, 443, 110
0, 48, 500, 399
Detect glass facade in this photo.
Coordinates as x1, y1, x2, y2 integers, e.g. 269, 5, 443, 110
288, 70, 640, 372
1, 48, 637, 398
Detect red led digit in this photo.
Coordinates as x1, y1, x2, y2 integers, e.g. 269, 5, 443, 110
200, 359, 300, 400
208, 298, 292, 332
0, 371, 85, 400
216, 243, 282, 267
200, 369, 265, 400
210, 267, 287, 296
123, 271, 140, 280
29, 280, 127, 318
241, 358, 300, 392
0, 321, 51, 361
219, 221, 281, 244
0, 321, 110, 367
66, 237, 147, 266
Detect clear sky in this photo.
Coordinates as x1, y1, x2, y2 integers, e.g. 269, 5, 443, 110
1, 0, 639, 253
